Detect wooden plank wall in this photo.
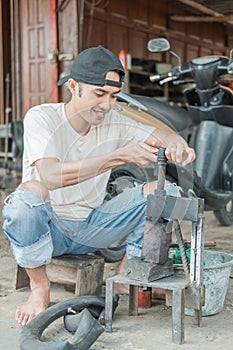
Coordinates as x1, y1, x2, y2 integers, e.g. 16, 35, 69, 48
56, 0, 232, 102
2, 0, 233, 120
79, 0, 229, 58
0, 0, 3, 123
0, 0, 11, 124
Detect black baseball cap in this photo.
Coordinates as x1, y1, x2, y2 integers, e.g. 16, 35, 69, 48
57, 45, 125, 88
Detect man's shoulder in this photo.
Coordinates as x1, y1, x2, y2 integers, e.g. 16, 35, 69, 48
24, 103, 64, 123
27, 102, 63, 114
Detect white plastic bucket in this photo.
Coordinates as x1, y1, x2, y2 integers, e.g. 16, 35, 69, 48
185, 250, 233, 316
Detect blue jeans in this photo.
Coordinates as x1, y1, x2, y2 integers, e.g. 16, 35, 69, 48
2, 185, 148, 268
2, 183, 180, 269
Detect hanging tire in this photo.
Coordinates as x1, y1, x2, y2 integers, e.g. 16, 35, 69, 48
214, 199, 233, 226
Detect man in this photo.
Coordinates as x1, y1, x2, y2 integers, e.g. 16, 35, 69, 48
2, 46, 195, 327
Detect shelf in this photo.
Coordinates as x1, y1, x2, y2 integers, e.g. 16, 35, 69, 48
128, 68, 152, 76
122, 68, 166, 98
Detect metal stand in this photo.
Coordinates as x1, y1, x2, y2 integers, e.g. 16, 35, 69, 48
105, 149, 205, 345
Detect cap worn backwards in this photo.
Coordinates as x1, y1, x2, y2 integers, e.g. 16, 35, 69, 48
57, 45, 125, 88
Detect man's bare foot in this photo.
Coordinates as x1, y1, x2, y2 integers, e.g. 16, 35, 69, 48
15, 286, 50, 326
113, 254, 129, 294
114, 283, 129, 295
15, 265, 51, 326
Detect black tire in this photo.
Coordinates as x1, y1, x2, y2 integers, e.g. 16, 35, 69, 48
97, 246, 126, 262
20, 295, 106, 350
110, 164, 149, 182
214, 199, 233, 226
105, 164, 150, 200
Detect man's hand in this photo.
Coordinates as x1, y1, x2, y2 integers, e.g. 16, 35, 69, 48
164, 142, 195, 165
115, 138, 195, 168
115, 142, 159, 167
147, 130, 195, 165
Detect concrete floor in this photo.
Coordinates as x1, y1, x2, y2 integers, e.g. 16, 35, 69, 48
1, 282, 233, 350
1, 211, 233, 349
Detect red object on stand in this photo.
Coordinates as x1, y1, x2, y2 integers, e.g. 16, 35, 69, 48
138, 287, 152, 308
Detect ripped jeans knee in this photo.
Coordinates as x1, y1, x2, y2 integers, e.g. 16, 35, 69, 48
2, 188, 53, 268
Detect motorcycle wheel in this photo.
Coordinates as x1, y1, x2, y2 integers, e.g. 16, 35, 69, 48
98, 165, 149, 262
214, 199, 233, 226
107, 164, 148, 192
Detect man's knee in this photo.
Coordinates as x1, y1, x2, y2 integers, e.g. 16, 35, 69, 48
18, 180, 49, 201
2, 181, 52, 248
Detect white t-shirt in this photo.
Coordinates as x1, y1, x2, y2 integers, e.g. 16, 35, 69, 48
22, 103, 155, 220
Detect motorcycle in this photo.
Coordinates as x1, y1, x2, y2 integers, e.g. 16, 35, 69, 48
106, 38, 233, 228
102, 40, 233, 261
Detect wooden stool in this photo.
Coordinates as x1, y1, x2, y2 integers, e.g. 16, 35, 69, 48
14, 254, 105, 296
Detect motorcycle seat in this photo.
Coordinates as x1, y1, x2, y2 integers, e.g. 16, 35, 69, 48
127, 94, 192, 132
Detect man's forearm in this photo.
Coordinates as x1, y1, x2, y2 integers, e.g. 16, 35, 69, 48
146, 129, 187, 148
35, 152, 126, 190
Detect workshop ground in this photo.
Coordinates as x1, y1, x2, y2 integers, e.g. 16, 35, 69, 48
0, 188, 233, 349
